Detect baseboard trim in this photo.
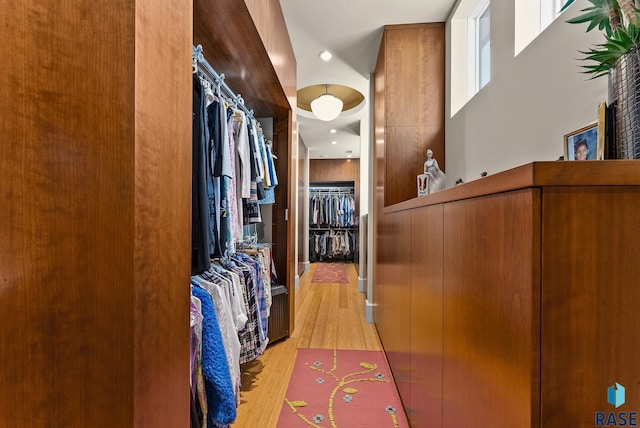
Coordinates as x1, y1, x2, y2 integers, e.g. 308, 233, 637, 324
295, 274, 300, 290
365, 299, 374, 324
358, 277, 366, 293
303, 261, 311, 272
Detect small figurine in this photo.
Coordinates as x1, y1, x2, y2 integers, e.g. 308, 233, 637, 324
417, 149, 446, 196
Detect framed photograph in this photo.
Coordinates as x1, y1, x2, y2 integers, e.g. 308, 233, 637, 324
564, 120, 601, 161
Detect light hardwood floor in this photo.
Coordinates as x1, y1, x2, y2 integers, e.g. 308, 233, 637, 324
231, 262, 382, 427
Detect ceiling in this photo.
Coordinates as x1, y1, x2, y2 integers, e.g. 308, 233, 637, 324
279, 0, 457, 159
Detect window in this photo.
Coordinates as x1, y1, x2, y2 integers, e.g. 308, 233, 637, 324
467, 0, 491, 97
477, 5, 491, 90
450, 0, 491, 116
540, 0, 563, 31
514, 0, 563, 55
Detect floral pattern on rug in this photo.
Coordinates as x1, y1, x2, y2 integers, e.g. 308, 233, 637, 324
311, 263, 349, 284
278, 348, 409, 427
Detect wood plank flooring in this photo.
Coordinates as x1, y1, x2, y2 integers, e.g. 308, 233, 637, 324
231, 262, 382, 427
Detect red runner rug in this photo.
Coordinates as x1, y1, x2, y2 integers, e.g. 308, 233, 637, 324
311, 263, 349, 284
277, 348, 409, 428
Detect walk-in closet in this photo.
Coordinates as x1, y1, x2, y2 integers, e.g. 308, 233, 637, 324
307, 158, 361, 272
309, 182, 356, 262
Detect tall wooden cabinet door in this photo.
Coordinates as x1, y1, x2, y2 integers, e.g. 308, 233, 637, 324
541, 186, 640, 426
410, 204, 444, 427
442, 189, 541, 428
384, 209, 413, 407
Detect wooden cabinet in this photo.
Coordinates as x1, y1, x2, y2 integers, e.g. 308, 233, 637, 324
376, 161, 640, 427
410, 205, 444, 427
442, 189, 540, 427
374, 23, 445, 207
0, 0, 296, 426
194, 0, 297, 336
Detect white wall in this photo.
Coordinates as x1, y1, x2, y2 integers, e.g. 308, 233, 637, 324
445, 0, 607, 183
358, 79, 371, 293
302, 140, 310, 270
365, 73, 375, 323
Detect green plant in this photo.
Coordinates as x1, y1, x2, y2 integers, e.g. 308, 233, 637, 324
563, 0, 640, 78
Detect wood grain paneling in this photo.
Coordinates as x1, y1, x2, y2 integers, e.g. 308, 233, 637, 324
243, 0, 297, 107
309, 159, 360, 182
0, 2, 136, 426
375, 23, 446, 208
0, 1, 191, 426
385, 126, 445, 206
410, 205, 444, 428
442, 190, 540, 428
384, 160, 640, 214
273, 113, 295, 335
193, 0, 292, 117
541, 187, 640, 426
134, 0, 192, 426
385, 24, 445, 128
376, 161, 640, 427
383, 210, 413, 412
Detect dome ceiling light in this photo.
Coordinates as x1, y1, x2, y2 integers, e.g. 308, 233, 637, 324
319, 50, 333, 61
310, 84, 343, 121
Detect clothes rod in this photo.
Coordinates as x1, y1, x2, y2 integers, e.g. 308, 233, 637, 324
192, 44, 255, 121
309, 188, 354, 192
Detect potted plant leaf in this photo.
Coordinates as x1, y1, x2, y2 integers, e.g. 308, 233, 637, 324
563, 0, 640, 158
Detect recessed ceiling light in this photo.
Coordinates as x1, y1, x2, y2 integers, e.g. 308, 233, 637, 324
331, 141, 337, 145
329, 129, 337, 134
347, 155, 352, 158
319, 50, 333, 61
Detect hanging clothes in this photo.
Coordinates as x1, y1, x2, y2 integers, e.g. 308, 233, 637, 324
309, 190, 355, 228
191, 51, 283, 427
309, 230, 355, 262
191, 285, 237, 428
192, 76, 212, 275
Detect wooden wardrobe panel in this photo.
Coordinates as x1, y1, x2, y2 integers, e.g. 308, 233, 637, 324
410, 204, 444, 428
0, 0, 192, 426
442, 189, 540, 428
383, 209, 413, 410
385, 126, 444, 207
193, 0, 291, 116
384, 24, 445, 128
243, 0, 297, 105
0, 2, 136, 426
133, 0, 192, 425
309, 159, 360, 182
541, 187, 640, 426
376, 23, 445, 208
